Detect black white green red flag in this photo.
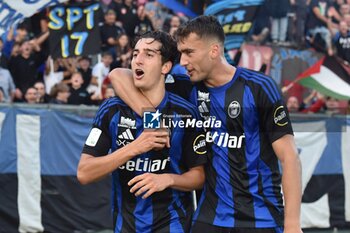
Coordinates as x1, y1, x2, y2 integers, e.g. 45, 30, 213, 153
296, 56, 350, 100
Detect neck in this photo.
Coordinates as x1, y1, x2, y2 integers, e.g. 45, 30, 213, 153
140, 79, 165, 108
204, 57, 236, 88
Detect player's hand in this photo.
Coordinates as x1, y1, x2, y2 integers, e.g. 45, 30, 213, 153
128, 173, 172, 199
130, 129, 170, 154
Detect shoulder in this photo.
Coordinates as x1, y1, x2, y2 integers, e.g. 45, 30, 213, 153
168, 92, 199, 117
109, 68, 133, 79
237, 67, 281, 103
96, 97, 128, 115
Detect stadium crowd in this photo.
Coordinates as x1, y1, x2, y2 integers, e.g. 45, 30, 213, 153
0, 0, 349, 114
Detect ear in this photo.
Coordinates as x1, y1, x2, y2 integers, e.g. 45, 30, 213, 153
161, 61, 172, 75
210, 43, 220, 59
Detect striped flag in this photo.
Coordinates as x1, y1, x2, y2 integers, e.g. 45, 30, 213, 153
296, 56, 350, 100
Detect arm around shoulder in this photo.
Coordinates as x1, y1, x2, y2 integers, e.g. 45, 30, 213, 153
109, 68, 153, 115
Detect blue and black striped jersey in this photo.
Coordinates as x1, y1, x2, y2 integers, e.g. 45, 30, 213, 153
163, 68, 293, 228
82, 91, 207, 233
189, 67, 293, 228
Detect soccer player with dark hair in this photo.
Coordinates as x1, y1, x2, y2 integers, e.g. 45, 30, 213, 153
109, 15, 303, 233
77, 31, 207, 233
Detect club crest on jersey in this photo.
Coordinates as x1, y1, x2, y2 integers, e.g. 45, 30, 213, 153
228, 101, 241, 118
193, 134, 207, 155
274, 106, 288, 126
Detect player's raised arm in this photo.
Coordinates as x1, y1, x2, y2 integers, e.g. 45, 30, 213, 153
109, 68, 154, 115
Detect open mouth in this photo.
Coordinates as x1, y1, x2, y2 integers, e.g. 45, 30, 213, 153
187, 69, 194, 77
134, 69, 144, 79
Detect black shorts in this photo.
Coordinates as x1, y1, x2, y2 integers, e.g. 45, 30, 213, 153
191, 221, 283, 233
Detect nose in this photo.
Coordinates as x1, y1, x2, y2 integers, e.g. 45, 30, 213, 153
133, 53, 144, 65
179, 54, 188, 67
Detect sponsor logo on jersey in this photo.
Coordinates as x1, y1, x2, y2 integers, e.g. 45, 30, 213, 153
228, 101, 241, 119
197, 91, 210, 101
206, 131, 245, 148
119, 157, 170, 172
197, 90, 210, 119
117, 128, 135, 146
118, 116, 136, 128
193, 134, 207, 154
85, 128, 102, 147
274, 106, 288, 126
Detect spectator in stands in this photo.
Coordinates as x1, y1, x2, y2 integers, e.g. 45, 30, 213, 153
8, 39, 46, 102
163, 15, 183, 36
68, 72, 92, 105
301, 91, 326, 113
2, 25, 28, 58
145, 0, 170, 30
115, 0, 139, 38
24, 87, 38, 104
0, 65, 16, 103
34, 81, 50, 103
0, 38, 9, 69
9, 42, 20, 58
306, 0, 334, 55
113, 33, 132, 68
333, 20, 350, 63
267, 0, 291, 45
77, 56, 93, 90
287, 96, 301, 113
250, 1, 270, 45
104, 84, 116, 99
0, 87, 4, 103
100, 9, 125, 53
88, 51, 113, 99
49, 82, 70, 104
289, 0, 309, 47
345, 13, 350, 27
323, 96, 341, 114
134, 4, 154, 35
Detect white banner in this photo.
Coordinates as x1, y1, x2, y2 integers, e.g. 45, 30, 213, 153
0, 0, 67, 36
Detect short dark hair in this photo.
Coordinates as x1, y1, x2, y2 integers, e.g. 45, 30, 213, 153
175, 15, 225, 45
133, 31, 179, 65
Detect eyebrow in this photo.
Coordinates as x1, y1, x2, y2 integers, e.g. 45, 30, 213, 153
179, 48, 194, 53
133, 48, 161, 53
